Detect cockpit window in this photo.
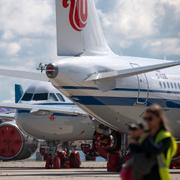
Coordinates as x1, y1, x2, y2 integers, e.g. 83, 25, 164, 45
56, 93, 65, 102
49, 93, 58, 101
21, 93, 33, 101
33, 93, 48, 101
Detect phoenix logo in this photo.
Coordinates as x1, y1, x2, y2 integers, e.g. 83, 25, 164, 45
62, 0, 88, 31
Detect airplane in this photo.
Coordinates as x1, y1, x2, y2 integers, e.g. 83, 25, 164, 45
0, 82, 116, 169
0, 0, 180, 169
43, 0, 180, 137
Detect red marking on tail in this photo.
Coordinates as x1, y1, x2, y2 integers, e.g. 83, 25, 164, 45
62, 0, 88, 31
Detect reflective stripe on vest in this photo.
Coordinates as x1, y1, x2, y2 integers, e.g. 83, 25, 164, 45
155, 130, 177, 180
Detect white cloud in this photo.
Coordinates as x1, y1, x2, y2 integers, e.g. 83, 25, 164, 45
2, 31, 15, 40
8, 42, 21, 55
0, 0, 54, 36
104, 0, 159, 39
98, 0, 180, 58
144, 38, 180, 57
0, 42, 21, 56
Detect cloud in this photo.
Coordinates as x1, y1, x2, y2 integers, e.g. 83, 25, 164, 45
0, 0, 54, 36
2, 31, 15, 40
144, 38, 180, 57
98, 0, 180, 59
0, 42, 21, 56
106, 0, 158, 39
0, 0, 56, 66
7, 42, 21, 55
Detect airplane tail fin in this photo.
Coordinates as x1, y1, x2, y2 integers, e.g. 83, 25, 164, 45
15, 84, 23, 103
55, 0, 112, 56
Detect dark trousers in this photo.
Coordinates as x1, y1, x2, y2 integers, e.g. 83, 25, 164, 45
143, 165, 161, 180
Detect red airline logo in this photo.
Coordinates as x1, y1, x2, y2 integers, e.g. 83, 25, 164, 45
49, 114, 55, 121
62, 0, 88, 31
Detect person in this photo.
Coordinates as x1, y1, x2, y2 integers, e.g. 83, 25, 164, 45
131, 104, 177, 180
121, 122, 156, 180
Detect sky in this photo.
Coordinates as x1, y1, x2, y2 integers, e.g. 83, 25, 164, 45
0, 0, 180, 101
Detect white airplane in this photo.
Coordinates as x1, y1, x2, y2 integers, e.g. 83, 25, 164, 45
0, 1, 180, 143
0, 82, 102, 168
46, 0, 180, 138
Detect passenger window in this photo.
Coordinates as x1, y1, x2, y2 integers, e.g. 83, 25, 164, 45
163, 82, 166, 88
171, 83, 174, 89
159, 82, 162, 88
49, 93, 58, 101
33, 93, 48, 101
174, 83, 177, 89
56, 93, 65, 102
178, 83, 180, 89
21, 93, 33, 101
167, 82, 170, 89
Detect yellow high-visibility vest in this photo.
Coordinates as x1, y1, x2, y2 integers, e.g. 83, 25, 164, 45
155, 130, 177, 180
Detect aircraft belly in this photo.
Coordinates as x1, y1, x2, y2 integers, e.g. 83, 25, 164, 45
16, 113, 95, 141
52, 80, 180, 138
74, 105, 147, 132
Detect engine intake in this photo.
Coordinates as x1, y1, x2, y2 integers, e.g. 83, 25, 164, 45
0, 122, 38, 161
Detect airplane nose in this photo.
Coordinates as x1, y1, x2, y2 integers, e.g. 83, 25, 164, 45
46, 63, 58, 79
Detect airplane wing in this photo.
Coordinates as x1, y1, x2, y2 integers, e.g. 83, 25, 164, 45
0, 61, 180, 82
0, 103, 87, 116
0, 68, 48, 81
0, 113, 15, 120
86, 61, 180, 81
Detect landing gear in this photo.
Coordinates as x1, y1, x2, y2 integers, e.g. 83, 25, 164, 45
107, 151, 121, 172
53, 155, 61, 169
45, 154, 62, 169
45, 154, 52, 169
40, 142, 81, 169
81, 144, 96, 161
92, 126, 128, 172
70, 151, 81, 168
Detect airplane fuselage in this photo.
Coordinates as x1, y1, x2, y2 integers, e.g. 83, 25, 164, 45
16, 103, 95, 141
48, 56, 180, 138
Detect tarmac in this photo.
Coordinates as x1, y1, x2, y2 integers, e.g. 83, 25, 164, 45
0, 161, 180, 180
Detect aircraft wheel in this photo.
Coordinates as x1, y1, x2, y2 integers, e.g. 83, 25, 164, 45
53, 155, 61, 169
107, 151, 121, 172
70, 151, 81, 168
85, 154, 96, 161
45, 154, 53, 169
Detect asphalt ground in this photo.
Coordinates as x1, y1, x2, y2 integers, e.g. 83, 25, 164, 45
0, 161, 180, 180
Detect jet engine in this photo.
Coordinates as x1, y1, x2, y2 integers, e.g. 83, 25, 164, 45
0, 122, 38, 161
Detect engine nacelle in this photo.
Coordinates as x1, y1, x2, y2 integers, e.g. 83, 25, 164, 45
0, 122, 38, 161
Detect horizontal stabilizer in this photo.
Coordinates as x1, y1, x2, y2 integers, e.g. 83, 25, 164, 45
0, 68, 48, 81
86, 61, 180, 81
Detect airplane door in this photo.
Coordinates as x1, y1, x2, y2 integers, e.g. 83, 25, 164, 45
130, 63, 149, 104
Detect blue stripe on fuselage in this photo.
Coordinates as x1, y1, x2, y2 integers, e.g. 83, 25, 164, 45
62, 86, 180, 95
61, 86, 180, 108
70, 96, 180, 108
36, 103, 74, 105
